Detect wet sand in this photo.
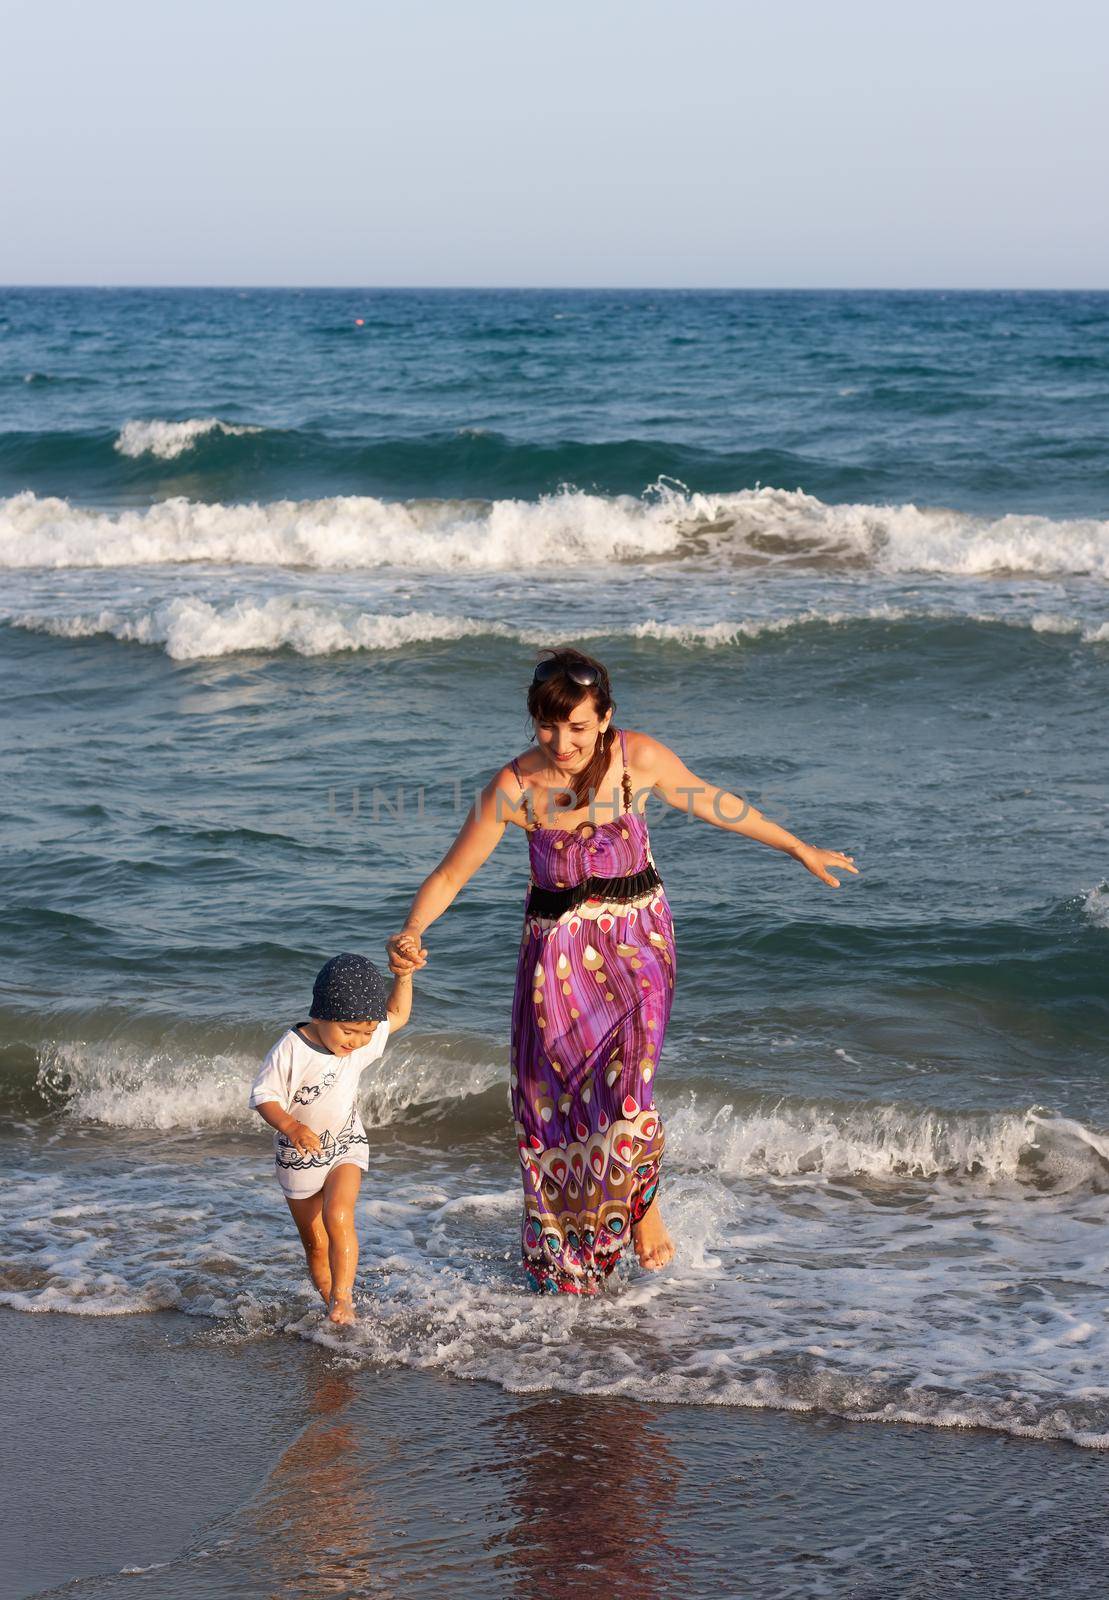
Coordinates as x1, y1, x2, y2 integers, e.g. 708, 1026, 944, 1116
6, 1305, 1109, 1600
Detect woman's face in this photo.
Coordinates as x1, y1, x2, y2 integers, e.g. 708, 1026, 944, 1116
533, 694, 611, 773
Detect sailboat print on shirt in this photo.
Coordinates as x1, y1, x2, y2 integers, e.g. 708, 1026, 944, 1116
275, 1105, 368, 1172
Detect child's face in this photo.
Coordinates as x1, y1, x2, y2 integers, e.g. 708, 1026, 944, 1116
312, 1018, 379, 1056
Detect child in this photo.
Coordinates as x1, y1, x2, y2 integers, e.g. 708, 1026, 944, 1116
249, 951, 413, 1325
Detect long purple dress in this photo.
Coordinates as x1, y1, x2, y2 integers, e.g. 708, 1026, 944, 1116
509, 730, 676, 1293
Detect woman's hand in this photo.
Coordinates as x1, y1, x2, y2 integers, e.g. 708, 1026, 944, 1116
284, 1121, 323, 1156
793, 844, 859, 887
387, 931, 428, 972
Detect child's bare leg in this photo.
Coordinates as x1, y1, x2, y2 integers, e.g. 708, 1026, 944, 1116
322, 1164, 362, 1325
285, 1191, 332, 1304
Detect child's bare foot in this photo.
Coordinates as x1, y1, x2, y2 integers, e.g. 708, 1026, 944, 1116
632, 1205, 674, 1271
327, 1294, 357, 1326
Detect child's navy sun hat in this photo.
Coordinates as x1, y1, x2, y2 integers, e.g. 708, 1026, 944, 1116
310, 952, 390, 1022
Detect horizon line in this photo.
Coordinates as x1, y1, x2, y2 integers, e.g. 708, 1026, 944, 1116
3, 282, 1109, 295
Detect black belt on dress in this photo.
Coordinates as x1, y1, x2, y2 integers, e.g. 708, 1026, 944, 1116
525, 864, 662, 920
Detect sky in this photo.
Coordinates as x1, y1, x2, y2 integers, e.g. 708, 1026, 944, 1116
3, 0, 1107, 288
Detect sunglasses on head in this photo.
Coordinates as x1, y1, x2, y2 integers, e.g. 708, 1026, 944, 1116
532, 658, 599, 688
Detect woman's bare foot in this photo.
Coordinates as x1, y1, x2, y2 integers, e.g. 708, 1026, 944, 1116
632, 1205, 674, 1271
327, 1294, 357, 1326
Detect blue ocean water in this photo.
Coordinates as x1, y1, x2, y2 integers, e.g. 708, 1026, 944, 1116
1, 289, 1108, 1460
4, 287, 1109, 511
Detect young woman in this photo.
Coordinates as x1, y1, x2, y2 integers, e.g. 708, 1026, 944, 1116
388, 649, 856, 1293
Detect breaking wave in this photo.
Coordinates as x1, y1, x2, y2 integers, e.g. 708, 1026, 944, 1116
7, 596, 1108, 659
35, 1034, 505, 1131
666, 1095, 1109, 1192
1082, 884, 1109, 930
34, 1037, 1109, 1195
2, 485, 1109, 576
8, 600, 520, 660
114, 418, 263, 460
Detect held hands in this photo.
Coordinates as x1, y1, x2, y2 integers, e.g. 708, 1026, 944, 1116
793, 844, 860, 887
387, 931, 428, 974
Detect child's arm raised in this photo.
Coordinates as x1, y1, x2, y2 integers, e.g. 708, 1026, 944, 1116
385, 970, 413, 1034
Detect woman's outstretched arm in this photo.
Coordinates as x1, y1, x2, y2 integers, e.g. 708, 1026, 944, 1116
631, 732, 859, 888
387, 766, 524, 968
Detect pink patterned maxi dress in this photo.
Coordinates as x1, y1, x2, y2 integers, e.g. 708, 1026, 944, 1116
510, 730, 675, 1293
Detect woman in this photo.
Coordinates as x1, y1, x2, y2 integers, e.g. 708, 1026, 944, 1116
388, 649, 856, 1293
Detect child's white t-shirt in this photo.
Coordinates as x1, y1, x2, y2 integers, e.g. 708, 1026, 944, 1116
249, 1021, 390, 1198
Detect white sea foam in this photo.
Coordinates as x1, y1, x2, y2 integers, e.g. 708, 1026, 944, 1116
1030, 612, 1109, 642
3, 485, 1109, 577
114, 418, 262, 459
665, 1096, 1109, 1191
37, 1041, 257, 1129
623, 608, 919, 646
0, 1280, 179, 1316
0, 486, 694, 571
7, 596, 1108, 659
297, 1154, 1109, 1448
727, 489, 1109, 579
357, 1039, 504, 1128
7, 1095, 1109, 1448
35, 1035, 503, 1130
36, 1037, 1109, 1196
8, 599, 521, 660
1081, 884, 1109, 929
3, 599, 849, 659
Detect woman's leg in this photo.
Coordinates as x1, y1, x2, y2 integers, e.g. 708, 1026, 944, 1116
322, 1163, 363, 1324
284, 1190, 332, 1303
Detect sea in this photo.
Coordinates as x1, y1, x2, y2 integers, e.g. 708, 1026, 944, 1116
2, 287, 1108, 1596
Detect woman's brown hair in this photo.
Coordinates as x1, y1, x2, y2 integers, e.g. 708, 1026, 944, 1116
527, 648, 619, 812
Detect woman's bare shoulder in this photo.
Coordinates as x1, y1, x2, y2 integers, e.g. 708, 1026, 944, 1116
496, 749, 542, 789
623, 729, 668, 767
484, 756, 537, 827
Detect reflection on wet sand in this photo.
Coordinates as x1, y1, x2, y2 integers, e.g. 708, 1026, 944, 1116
48, 1351, 696, 1599
235, 1372, 692, 1599
217, 1361, 507, 1599
485, 1393, 691, 1599
243, 1368, 394, 1597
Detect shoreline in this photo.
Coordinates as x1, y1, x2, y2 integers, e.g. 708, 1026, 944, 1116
8, 1304, 1108, 1600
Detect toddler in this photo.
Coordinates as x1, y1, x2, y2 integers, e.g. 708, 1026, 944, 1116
249, 951, 412, 1324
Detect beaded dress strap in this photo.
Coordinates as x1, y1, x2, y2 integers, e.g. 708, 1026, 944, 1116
617, 728, 632, 814
509, 755, 537, 831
